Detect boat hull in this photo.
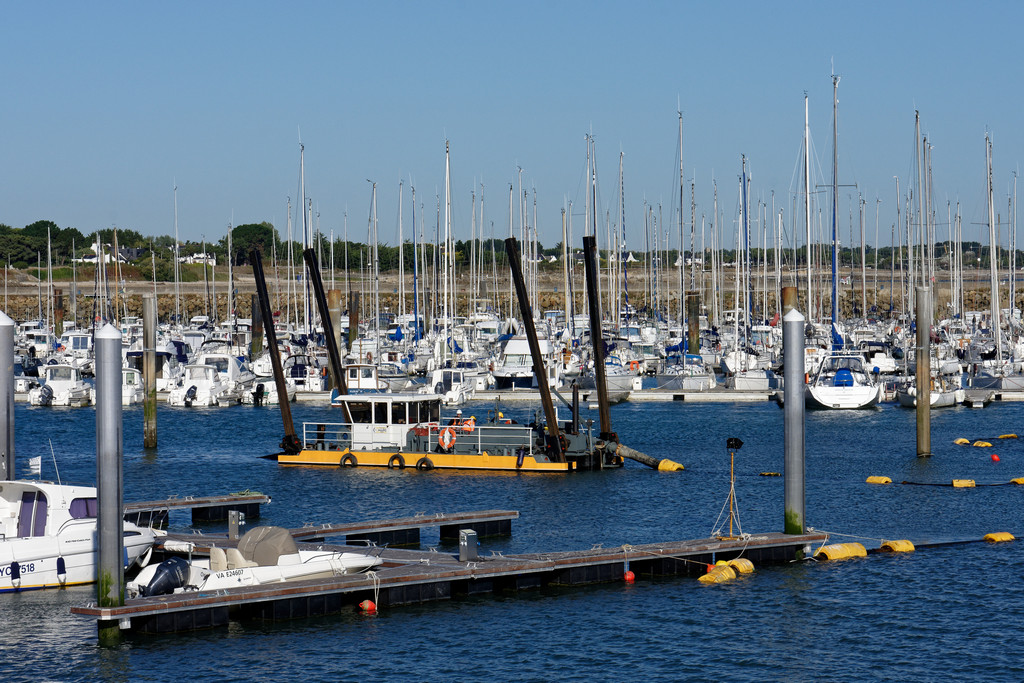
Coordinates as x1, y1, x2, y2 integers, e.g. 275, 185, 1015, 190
279, 447, 575, 472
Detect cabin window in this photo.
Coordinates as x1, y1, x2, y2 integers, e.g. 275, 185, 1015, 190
124, 372, 136, 385
207, 358, 228, 373
427, 401, 440, 423
18, 491, 48, 537
362, 367, 374, 379
373, 402, 388, 425
348, 368, 358, 380
347, 401, 371, 424
70, 497, 98, 519
391, 403, 407, 424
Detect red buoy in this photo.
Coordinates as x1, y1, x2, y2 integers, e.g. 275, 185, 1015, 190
624, 570, 635, 584
991, 454, 1001, 462
359, 599, 377, 614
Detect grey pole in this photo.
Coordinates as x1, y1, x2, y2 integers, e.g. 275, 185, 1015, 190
143, 294, 157, 448
95, 323, 124, 645
0, 311, 13, 480
916, 286, 932, 457
782, 287, 805, 535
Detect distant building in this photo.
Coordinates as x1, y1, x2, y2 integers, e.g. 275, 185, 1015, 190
72, 239, 128, 265
180, 253, 216, 266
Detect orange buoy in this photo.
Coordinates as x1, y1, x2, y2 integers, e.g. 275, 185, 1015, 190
992, 454, 1001, 462
624, 570, 635, 584
359, 599, 377, 614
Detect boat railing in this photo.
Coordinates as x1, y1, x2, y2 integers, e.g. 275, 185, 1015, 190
300, 420, 535, 456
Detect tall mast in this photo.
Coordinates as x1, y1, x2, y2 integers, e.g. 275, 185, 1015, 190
678, 111, 685, 327
830, 72, 840, 340
804, 94, 812, 322
443, 141, 451, 358
399, 181, 405, 319
412, 185, 420, 342
173, 184, 181, 326
986, 133, 1002, 360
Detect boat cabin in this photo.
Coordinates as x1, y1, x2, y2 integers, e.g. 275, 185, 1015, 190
327, 393, 441, 449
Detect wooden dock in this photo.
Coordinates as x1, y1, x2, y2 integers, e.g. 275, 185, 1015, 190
73, 524, 826, 634
123, 492, 271, 526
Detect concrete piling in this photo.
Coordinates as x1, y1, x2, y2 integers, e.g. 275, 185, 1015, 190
143, 294, 157, 448
916, 286, 932, 457
0, 311, 13, 480
782, 287, 805, 535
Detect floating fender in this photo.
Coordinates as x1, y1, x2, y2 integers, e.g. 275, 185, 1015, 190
56, 556, 67, 585
388, 453, 406, 469
998, 434, 1018, 439
516, 447, 526, 468
340, 453, 358, 467
657, 459, 685, 472
141, 556, 191, 597
415, 457, 434, 471
1011, 478, 1024, 485
10, 561, 20, 589
954, 438, 970, 445
866, 476, 892, 484
952, 479, 976, 488
760, 472, 781, 477
972, 441, 992, 448
698, 565, 737, 584
815, 542, 867, 561
879, 540, 915, 553
727, 558, 755, 574
984, 532, 1015, 543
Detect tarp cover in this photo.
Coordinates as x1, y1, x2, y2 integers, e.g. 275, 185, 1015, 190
237, 526, 299, 566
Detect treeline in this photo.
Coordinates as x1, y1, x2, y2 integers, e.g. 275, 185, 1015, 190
3, 219, 1019, 278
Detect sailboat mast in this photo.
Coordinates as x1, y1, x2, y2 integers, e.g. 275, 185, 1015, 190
804, 94, 813, 322
399, 181, 405, 319
173, 184, 181, 326
678, 111, 685, 327
830, 73, 840, 336
412, 185, 421, 342
986, 133, 1002, 360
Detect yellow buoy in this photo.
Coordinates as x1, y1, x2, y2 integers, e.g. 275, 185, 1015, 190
727, 558, 755, 574
879, 539, 915, 553
866, 476, 892, 484
984, 532, 1015, 543
814, 542, 867, 561
1010, 478, 1024, 485
972, 441, 993, 448
698, 565, 737, 584
952, 479, 976, 488
759, 472, 781, 477
954, 438, 970, 445
657, 459, 685, 471
998, 434, 1018, 439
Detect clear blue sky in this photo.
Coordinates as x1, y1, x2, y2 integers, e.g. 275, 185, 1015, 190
2, 1, 1021, 253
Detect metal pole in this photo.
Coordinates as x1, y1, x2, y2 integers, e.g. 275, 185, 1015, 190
143, 294, 157, 448
782, 286, 805, 534
0, 311, 13, 480
327, 289, 343, 390
249, 294, 264, 364
916, 285, 932, 457
95, 322, 123, 645
582, 235, 615, 441
504, 238, 563, 461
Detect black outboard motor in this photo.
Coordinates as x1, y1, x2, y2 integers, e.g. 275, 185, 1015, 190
183, 385, 198, 407
140, 556, 191, 597
39, 384, 53, 406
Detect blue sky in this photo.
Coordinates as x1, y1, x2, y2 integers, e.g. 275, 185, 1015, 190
2, 1, 1021, 253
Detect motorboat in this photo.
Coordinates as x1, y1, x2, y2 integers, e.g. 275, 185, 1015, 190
28, 364, 93, 407
805, 352, 882, 409
421, 367, 474, 405
657, 353, 716, 391
126, 526, 380, 598
121, 367, 146, 406
167, 364, 234, 407
240, 378, 296, 405
0, 480, 157, 592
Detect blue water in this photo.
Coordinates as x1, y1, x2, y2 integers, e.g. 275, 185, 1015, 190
5, 398, 1024, 681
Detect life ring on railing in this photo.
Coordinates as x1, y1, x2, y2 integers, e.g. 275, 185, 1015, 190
340, 453, 358, 467
461, 419, 475, 433
388, 453, 406, 469
629, 360, 640, 372
438, 427, 457, 450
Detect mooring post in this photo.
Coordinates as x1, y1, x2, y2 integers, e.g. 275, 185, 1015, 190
782, 286, 805, 535
143, 294, 157, 448
0, 311, 13, 481
95, 323, 124, 646
250, 294, 264, 364
916, 286, 932, 457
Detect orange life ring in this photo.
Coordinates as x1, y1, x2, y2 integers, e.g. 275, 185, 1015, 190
461, 419, 475, 433
438, 427, 456, 450
629, 360, 639, 372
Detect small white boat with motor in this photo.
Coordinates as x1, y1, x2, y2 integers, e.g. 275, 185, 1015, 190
27, 364, 93, 407
0, 480, 158, 592
127, 526, 381, 598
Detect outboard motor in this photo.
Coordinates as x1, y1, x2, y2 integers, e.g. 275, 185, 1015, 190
140, 556, 191, 597
252, 383, 265, 407
183, 385, 198, 407
39, 384, 53, 406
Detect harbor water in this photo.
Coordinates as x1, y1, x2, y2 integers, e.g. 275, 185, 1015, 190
5, 398, 1024, 681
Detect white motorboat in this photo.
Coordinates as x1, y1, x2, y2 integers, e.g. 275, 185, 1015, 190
805, 353, 882, 410
240, 378, 296, 405
28, 364, 93, 407
127, 526, 380, 598
167, 364, 235, 407
0, 480, 158, 592
121, 367, 145, 405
